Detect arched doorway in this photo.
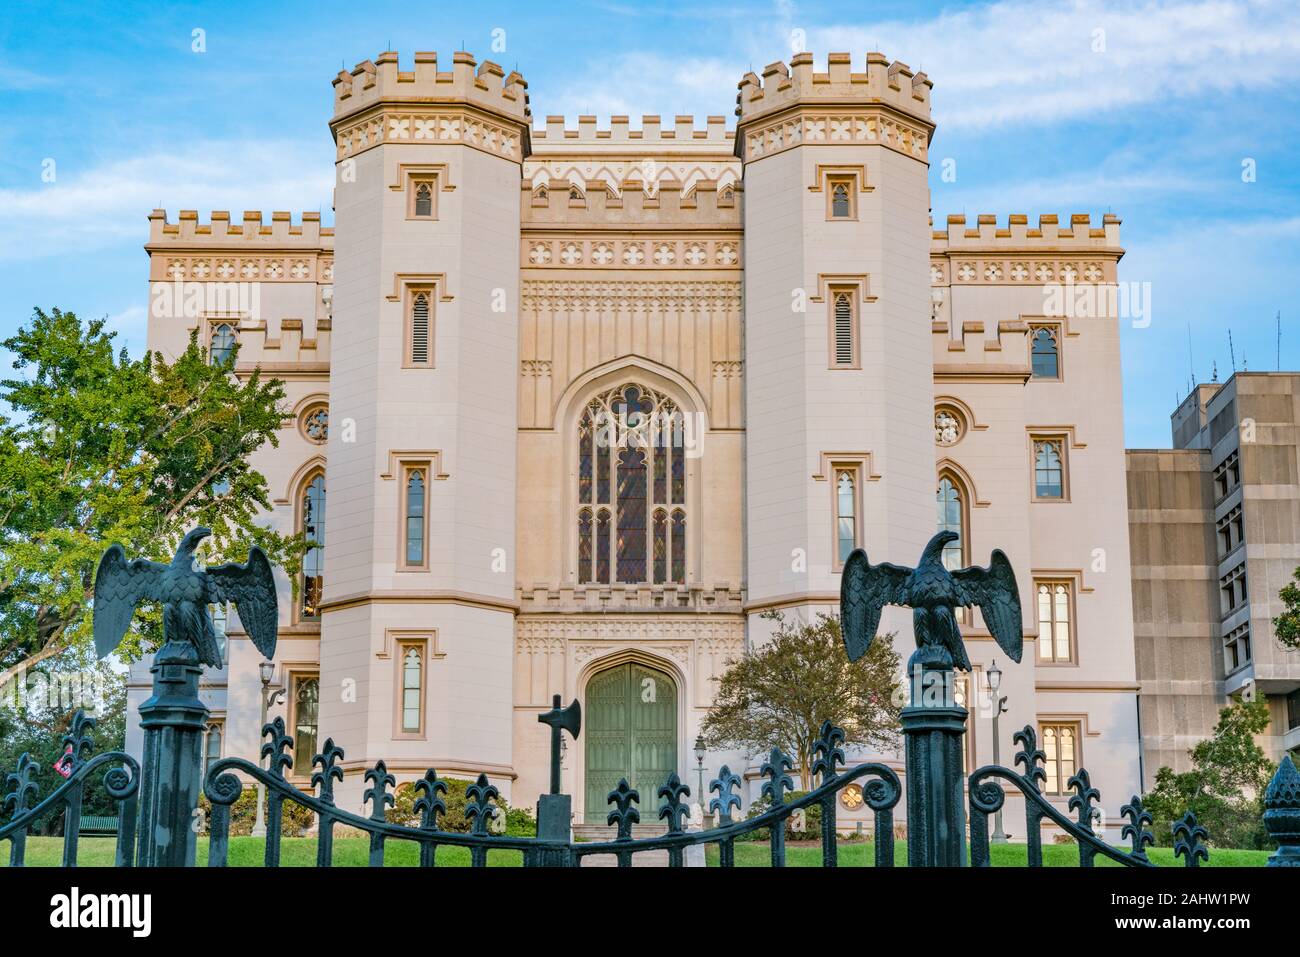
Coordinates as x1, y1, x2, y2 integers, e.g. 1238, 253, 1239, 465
584, 661, 677, 823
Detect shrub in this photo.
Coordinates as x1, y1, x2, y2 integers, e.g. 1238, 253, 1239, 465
198, 786, 316, 837
386, 778, 535, 837
742, 790, 822, 842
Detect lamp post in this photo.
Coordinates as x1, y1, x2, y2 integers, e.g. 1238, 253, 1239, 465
251, 660, 286, 839
694, 735, 706, 821
987, 659, 1010, 844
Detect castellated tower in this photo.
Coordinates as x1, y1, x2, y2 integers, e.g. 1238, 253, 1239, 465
323, 52, 529, 805
737, 53, 937, 639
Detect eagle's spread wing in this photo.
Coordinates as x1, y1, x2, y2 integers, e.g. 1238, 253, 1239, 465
206, 546, 279, 660
950, 549, 1023, 663
92, 545, 166, 659
840, 548, 911, 662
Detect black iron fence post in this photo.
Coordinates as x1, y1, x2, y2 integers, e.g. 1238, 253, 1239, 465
902, 660, 967, 867
135, 640, 209, 867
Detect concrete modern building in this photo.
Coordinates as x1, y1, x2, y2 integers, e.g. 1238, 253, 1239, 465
1129, 372, 1300, 785
130, 49, 1144, 839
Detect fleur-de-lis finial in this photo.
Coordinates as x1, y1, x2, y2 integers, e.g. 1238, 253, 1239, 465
414, 769, 449, 831
311, 738, 345, 806
657, 773, 691, 833
3, 753, 40, 821
1120, 795, 1154, 862
607, 778, 641, 840
1067, 768, 1101, 834
261, 716, 294, 780
363, 761, 396, 822
1173, 812, 1210, 867
761, 748, 795, 808
61, 710, 97, 771
811, 721, 846, 786
465, 773, 500, 836
709, 765, 743, 824
1013, 725, 1047, 793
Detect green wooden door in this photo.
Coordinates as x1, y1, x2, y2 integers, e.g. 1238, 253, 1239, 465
584, 662, 677, 823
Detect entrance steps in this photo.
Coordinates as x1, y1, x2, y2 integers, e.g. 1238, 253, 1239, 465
571, 822, 705, 867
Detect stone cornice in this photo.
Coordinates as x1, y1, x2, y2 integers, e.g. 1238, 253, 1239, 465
739, 105, 931, 164
522, 237, 740, 270
333, 104, 526, 164
520, 278, 742, 311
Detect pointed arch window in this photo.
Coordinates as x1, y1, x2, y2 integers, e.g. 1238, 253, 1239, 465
300, 472, 326, 619
403, 468, 427, 568
1031, 325, 1060, 379
401, 645, 423, 733
830, 291, 857, 367
407, 289, 432, 367
1033, 439, 1066, 500
576, 383, 687, 585
937, 476, 965, 570
836, 469, 858, 563
413, 181, 434, 217
291, 675, 319, 778
209, 323, 236, 366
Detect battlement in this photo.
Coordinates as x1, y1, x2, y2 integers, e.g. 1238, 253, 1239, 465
736, 51, 932, 126
930, 213, 1121, 250
522, 175, 742, 227
531, 115, 734, 154
331, 50, 529, 126
147, 210, 333, 249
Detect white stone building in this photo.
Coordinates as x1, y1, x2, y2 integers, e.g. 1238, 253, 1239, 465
130, 49, 1142, 839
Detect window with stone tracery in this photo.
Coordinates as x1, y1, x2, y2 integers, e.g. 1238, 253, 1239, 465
577, 383, 687, 585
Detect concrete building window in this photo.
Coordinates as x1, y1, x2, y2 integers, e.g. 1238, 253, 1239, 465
1036, 581, 1074, 663
291, 674, 319, 778
400, 644, 424, 734
1213, 451, 1240, 501
1033, 439, 1066, 500
203, 720, 224, 778
830, 291, 858, 368
299, 471, 326, 620
1040, 723, 1079, 795
209, 322, 236, 366
1287, 688, 1300, 731
1223, 623, 1251, 674
402, 467, 427, 568
1220, 564, 1247, 618
1030, 325, 1060, 379
1216, 505, 1244, 557
576, 382, 686, 585
406, 290, 433, 367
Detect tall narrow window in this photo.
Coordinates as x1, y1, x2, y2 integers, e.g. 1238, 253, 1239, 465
209, 604, 228, 666
1036, 581, 1074, 663
401, 645, 423, 733
1033, 440, 1065, 499
407, 290, 432, 367
1041, 723, 1078, 795
204, 721, 224, 778
831, 292, 856, 367
1031, 326, 1060, 379
292, 676, 319, 778
836, 469, 857, 563
300, 473, 326, 619
937, 477, 964, 570
209, 323, 236, 366
413, 181, 433, 217
575, 382, 686, 585
404, 468, 426, 567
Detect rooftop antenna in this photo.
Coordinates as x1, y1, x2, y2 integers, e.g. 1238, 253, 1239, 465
1243, 350, 1248, 372
1212, 360, 1218, 383
1229, 329, 1237, 372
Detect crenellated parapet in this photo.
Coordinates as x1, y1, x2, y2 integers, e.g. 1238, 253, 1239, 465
531, 115, 733, 153
735, 52, 933, 163
330, 51, 530, 164
145, 210, 333, 284
521, 175, 741, 233
929, 213, 1124, 287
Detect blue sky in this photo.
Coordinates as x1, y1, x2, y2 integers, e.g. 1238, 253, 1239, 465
1, 0, 1297, 447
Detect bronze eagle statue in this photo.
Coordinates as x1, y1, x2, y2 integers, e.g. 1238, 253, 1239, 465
93, 527, 278, 668
840, 530, 1022, 671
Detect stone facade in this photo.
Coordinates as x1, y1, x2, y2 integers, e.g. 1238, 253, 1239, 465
130, 49, 1144, 839
1130, 373, 1300, 782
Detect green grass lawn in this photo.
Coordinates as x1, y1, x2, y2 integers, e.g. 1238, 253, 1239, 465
3, 835, 1270, 867
707, 840, 1271, 867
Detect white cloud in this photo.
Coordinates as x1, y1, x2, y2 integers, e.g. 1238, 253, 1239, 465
0, 141, 334, 261
806, 0, 1300, 129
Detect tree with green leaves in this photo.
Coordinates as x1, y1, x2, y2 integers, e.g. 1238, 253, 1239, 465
1274, 568, 1300, 650
1142, 697, 1275, 849
700, 611, 901, 790
0, 307, 301, 683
